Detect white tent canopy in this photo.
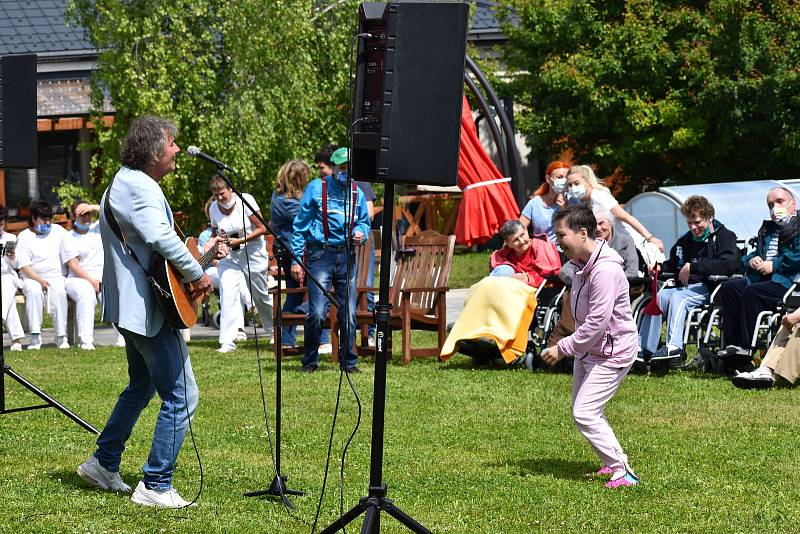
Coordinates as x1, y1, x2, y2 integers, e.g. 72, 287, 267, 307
623, 179, 800, 253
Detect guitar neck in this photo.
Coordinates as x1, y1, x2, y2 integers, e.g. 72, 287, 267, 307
197, 243, 218, 270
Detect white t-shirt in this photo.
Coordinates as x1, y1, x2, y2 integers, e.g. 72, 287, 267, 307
209, 193, 265, 255
586, 189, 619, 212
1, 232, 18, 276
16, 224, 68, 279
60, 223, 104, 279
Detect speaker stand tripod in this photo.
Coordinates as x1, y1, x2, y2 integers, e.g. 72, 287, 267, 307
320, 182, 431, 534
1, 341, 99, 434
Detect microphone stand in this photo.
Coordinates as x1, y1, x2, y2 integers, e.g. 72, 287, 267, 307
210, 168, 339, 503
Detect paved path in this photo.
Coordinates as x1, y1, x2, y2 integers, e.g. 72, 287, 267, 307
3, 288, 470, 349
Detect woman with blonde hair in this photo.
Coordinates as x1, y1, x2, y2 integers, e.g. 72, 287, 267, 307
519, 160, 570, 244
566, 164, 664, 252
270, 159, 311, 351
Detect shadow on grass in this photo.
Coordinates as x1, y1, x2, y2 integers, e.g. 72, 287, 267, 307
490, 457, 593, 480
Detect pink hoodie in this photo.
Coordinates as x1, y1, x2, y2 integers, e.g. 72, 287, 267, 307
557, 239, 638, 367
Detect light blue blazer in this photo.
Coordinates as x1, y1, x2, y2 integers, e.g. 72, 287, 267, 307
99, 166, 203, 337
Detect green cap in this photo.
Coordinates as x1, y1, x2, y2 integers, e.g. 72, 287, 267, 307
330, 147, 350, 165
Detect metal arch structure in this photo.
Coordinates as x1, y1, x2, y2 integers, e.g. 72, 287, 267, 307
464, 55, 525, 208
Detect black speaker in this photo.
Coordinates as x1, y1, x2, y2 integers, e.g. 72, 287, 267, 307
0, 54, 38, 169
352, 2, 468, 186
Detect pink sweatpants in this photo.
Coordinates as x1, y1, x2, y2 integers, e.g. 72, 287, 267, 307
572, 357, 634, 477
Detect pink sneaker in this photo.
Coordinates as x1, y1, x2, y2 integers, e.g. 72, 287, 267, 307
585, 465, 613, 477
604, 472, 639, 488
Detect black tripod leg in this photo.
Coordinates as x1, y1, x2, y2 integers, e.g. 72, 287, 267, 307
318, 500, 370, 534
3, 366, 99, 434
360, 504, 378, 534
383, 501, 433, 534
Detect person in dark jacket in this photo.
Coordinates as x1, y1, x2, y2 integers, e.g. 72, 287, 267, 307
639, 196, 740, 360
718, 187, 800, 355
270, 159, 310, 350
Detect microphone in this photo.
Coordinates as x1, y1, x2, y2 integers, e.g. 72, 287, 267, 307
186, 146, 233, 171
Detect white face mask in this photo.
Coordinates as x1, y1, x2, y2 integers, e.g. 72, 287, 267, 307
568, 184, 587, 200
219, 198, 236, 210
771, 206, 791, 224
552, 178, 567, 193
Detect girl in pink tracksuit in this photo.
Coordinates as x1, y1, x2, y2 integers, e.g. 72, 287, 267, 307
541, 206, 640, 487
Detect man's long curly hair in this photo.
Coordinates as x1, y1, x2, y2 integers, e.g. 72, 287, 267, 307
119, 115, 177, 172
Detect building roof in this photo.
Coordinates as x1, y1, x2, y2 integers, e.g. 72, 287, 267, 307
472, 1, 502, 32
0, 0, 93, 55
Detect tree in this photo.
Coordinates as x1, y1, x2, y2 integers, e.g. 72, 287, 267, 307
69, 0, 362, 230
497, 0, 800, 199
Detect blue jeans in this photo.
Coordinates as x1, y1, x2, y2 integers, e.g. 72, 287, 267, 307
366, 240, 376, 337
638, 283, 709, 352
93, 323, 198, 490
280, 256, 330, 347
302, 247, 358, 369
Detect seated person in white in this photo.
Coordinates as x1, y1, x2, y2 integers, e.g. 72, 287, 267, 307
16, 200, 69, 349
0, 204, 25, 351
60, 200, 126, 350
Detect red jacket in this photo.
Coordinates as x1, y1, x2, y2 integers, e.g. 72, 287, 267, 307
490, 237, 561, 288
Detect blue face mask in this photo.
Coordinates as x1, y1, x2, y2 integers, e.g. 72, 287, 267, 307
336, 170, 348, 184
34, 223, 51, 235
74, 220, 91, 232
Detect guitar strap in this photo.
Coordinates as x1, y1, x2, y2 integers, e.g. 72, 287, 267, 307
103, 177, 171, 299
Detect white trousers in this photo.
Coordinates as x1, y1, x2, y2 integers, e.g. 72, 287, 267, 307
218, 252, 273, 346
1, 274, 25, 340
66, 278, 99, 345
22, 276, 67, 336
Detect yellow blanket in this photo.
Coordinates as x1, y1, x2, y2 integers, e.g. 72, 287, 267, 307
440, 276, 538, 363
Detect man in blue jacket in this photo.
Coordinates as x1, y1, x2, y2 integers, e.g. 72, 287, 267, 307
291, 147, 371, 373
718, 187, 800, 355
76, 116, 223, 508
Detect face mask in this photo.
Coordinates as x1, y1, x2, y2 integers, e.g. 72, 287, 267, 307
219, 198, 236, 210
336, 170, 348, 184
34, 223, 51, 235
74, 220, 91, 232
771, 206, 792, 224
552, 178, 567, 193
568, 185, 586, 201
692, 225, 711, 242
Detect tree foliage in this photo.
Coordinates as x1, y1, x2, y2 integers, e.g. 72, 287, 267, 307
69, 0, 362, 230
497, 0, 800, 199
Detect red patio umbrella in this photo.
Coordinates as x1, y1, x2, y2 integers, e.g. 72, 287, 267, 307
455, 95, 520, 247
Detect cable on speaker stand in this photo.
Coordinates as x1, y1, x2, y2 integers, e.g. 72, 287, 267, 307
309, 32, 371, 533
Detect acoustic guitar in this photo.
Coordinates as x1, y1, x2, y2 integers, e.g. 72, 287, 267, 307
148, 237, 222, 329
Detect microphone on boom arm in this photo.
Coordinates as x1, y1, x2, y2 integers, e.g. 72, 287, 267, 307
186, 145, 234, 171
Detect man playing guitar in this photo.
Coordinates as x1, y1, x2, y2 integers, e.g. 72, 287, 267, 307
76, 115, 227, 508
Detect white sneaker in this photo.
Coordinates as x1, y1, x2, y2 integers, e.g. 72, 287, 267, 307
10, 342, 23, 351
367, 336, 376, 348
131, 480, 195, 508
318, 343, 333, 355
235, 329, 248, 342
217, 343, 236, 354
115, 335, 126, 347
56, 336, 70, 349
76, 456, 132, 493
28, 334, 42, 350
79, 343, 96, 351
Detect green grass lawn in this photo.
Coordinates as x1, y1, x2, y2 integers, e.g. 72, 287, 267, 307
1, 338, 799, 533
448, 250, 490, 289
